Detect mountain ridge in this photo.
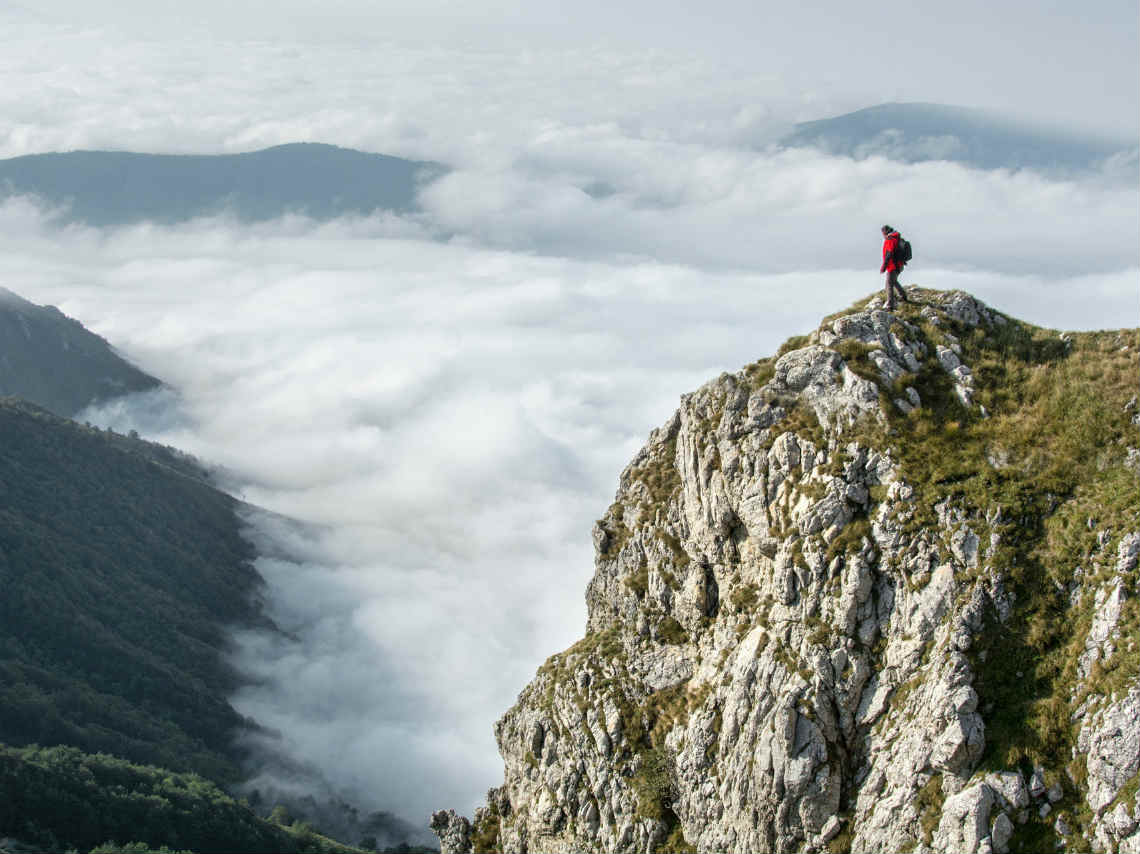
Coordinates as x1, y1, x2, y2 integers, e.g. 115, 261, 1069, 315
0, 142, 446, 225
432, 287, 1139, 854
779, 102, 1137, 174
0, 287, 161, 417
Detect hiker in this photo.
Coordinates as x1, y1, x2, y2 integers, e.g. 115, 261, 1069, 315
880, 224, 908, 309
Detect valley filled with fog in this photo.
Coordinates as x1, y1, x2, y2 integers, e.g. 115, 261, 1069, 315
2, 20, 1136, 835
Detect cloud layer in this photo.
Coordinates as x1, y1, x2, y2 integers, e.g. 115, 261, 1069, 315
2, 24, 1136, 839
10, 212, 1135, 830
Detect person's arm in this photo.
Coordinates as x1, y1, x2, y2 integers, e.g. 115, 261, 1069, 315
880, 239, 889, 273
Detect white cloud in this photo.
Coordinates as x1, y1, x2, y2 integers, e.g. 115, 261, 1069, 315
0, 31, 813, 162
418, 144, 1139, 276
2, 25, 1136, 840
13, 0, 1139, 136
14, 205, 1135, 830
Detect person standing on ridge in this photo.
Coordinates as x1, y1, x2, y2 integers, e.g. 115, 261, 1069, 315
880, 224, 908, 310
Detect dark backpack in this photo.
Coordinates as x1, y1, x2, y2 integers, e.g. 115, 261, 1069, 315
894, 236, 913, 265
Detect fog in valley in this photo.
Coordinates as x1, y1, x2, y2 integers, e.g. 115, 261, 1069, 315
3, 6, 1137, 837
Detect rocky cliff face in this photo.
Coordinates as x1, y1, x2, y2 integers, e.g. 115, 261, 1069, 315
432, 288, 1139, 854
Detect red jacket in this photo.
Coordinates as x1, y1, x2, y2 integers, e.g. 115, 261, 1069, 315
881, 232, 902, 273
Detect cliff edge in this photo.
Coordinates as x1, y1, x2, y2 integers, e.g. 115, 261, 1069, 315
433, 287, 1139, 854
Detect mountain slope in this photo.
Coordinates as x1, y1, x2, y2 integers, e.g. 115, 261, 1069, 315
0, 397, 268, 783
0, 142, 446, 225
0, 388, 432, 852
779, 103, 1136, 173
433, 288, 1139, 854
0, 287, 160, 417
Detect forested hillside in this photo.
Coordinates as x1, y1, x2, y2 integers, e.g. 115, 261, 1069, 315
0, 397, 267, 782
1, 744, 298, 853
0, 287, 161, 417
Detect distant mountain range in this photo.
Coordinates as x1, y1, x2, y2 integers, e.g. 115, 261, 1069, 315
1, 110, 1129, 234
0, 287, 161, 417
0, 142, 446, 226
779, 102, 1137, 173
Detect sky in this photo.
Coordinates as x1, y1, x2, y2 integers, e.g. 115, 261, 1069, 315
9, 0, 1139, 137
1, 0, 1137, 841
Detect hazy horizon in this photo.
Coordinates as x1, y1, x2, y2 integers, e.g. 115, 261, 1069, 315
6, 0, 1138, 138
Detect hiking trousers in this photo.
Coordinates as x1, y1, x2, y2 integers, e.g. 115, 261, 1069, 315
885, 268, 906, 309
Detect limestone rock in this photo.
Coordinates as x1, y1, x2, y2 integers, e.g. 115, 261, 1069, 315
985, 772, 1029, 811
1080, 684, 1140, 813
933, 782, 993, 854
430, 810, 472, 854
1078, 582, 1125, 680
432, 289, 1140, 854
991, 811, 1014, 854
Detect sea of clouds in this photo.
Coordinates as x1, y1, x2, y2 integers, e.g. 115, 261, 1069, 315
2, 21, 1137, 840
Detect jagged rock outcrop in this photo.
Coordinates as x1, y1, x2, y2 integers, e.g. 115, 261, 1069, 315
1075, 534, 1140, 854
434, 288, 1139, 854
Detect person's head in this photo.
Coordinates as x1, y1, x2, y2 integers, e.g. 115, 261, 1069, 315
881, 224, 893, 235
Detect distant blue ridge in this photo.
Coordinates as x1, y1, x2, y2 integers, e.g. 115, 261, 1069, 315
0, 142, 447, 225
778, 102, 1137, 174
4, 111, 1133, 229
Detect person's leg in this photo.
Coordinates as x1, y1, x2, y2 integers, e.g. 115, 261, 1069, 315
885, 269, 899, 309
894, 269, 908, 303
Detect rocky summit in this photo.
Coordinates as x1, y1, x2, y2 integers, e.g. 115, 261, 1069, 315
432, 288, 1139, 854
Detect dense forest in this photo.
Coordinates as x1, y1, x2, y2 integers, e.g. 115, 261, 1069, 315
0, 744, 308, 853
0, 397, 438, 852
0, 742, 435, 852
0, 397, 268, 781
